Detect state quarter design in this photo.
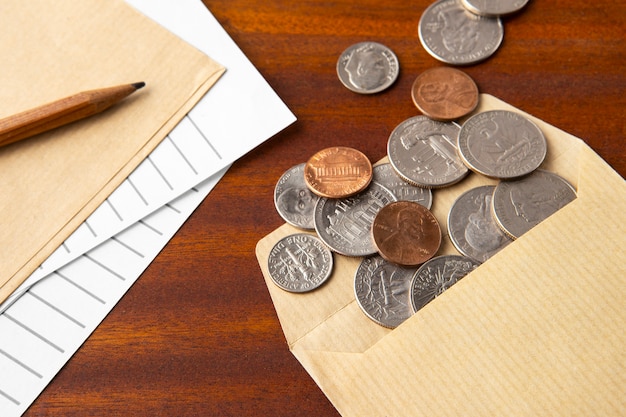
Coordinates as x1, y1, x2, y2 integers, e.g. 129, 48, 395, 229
388, 116, 468, 188
354, 255, 416, 328
410, 255, 479, 312
418, 0, 504, 65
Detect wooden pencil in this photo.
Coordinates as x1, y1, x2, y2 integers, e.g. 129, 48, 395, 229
0, 82, 145, 148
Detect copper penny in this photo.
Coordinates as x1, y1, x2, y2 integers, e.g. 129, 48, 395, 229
371, 201, 441, 267
411, 67, 479, 121
304, 146, 373, 198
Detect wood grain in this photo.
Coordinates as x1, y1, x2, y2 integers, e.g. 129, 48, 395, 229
24, 1, 625, 416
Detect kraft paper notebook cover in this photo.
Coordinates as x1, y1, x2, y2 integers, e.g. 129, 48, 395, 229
256, 95, 626, 416
0, 0, 224, 302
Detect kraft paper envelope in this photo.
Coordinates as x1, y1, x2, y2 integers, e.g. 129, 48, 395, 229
256, 95, 626, 416
0, 0, 224, 302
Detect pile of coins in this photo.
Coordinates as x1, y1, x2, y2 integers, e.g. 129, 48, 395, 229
269, 4, 576, 328
418, 0, 529, 65
269, 89, 576, 327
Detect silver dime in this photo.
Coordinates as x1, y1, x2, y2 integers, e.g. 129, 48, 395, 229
336, 41, 400, 94
314, 182, 396, 257
410, 254, 480, 313
461, 0, 530, 17
418, 0, 504, 65
457, 110, 547, 179
274, 163, 319, 230
372, 163, 433, 209
267, 233, 333, 293
387, 115, 469, 188
447, 185, 512, 263
354, 255, 417, 328
492, 169, 577, 239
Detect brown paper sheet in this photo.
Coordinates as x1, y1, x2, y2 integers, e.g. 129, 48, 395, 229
256, 95, 626, 416
0, 0, 225, 303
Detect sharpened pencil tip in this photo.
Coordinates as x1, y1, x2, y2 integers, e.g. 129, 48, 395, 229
132, 81, 146, 90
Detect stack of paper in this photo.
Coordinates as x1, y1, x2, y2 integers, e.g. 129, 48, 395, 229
0, 1, 295, 415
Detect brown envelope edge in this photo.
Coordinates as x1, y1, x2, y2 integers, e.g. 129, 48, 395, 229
256, 94, 626, 416
0, 68, 225, 303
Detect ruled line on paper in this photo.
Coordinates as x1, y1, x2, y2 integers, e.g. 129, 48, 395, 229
2, 314, 65, 353
187, 115, 222, 160
0, 348, 43, 379
27, 291, 86, 329
55, 270, 108, 303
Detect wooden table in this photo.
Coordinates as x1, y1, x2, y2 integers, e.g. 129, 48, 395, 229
24, 1, 624, 415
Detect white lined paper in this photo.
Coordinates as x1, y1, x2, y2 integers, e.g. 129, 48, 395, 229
0, 1, 295, 415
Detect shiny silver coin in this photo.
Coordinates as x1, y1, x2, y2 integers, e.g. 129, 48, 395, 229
274, 163, 319, 230
447, 185, 512, 263
461, 0, 530, 17
492, 169, 577, 239
336, 41, 400, 94
457, 110, 547, 179
314, 182, 396, 257
410, 254, 480, 313
418, 0, 504, 65
387, 115, 469, 188
354, 255, 417, 328
372, 163, 433, 209
267, 233, 333, 293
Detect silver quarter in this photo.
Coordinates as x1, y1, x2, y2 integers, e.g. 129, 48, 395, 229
447, 185, 512, 263
314, 182, 396, 257
457, 110, 547, 179
372, 163, 433, 209
492, 170, 577, 239
354, 255, 417, 328
337, 41, 400, 94
274, 163, 319, 230
267, 233, 333, 293
387, 115, 469, 188
418, 0, 504, 65
410, 254, 480, 313
461, 0, 530, 17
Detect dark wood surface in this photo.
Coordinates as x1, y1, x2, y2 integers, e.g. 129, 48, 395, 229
24, 1, 624, 416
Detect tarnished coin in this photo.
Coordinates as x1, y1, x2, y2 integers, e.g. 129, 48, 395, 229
314, 182, 396, 257
410, 254, 480, 313
372, 201, 442, 267
457, 110, 547, 179
492, 170, 577, 239
461, 0, 530, 17
411, 66, 479, 121
387, 115, 469, 188
418, 0, 504, 65
267, 233, 333, 293
274, 163, 319, 229
447, 185, 512, 263
354, 255, 417, 328
336, 41, 400, 94
304, 146, 373, 198
372, 163, 433, 209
